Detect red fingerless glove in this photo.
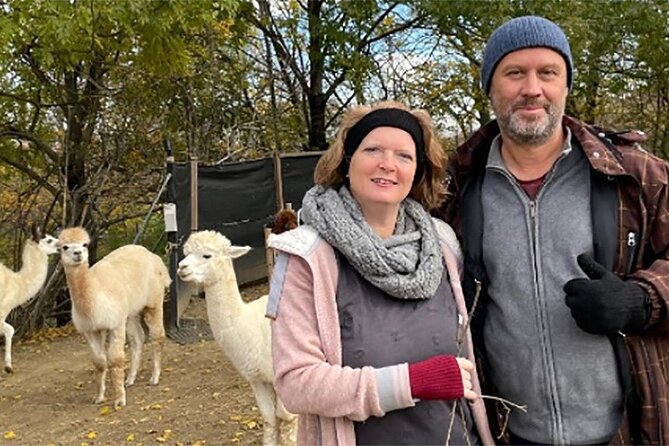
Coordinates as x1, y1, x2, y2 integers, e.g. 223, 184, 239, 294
408, 355, 464, 401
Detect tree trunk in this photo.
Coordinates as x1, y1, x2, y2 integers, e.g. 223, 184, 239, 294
308, 93, 327, 150
307, 0, 327, 150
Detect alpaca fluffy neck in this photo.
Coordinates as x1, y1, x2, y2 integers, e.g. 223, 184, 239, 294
63, 262, 95, 316
203, 259, 246, 332
12, 241, 49, 308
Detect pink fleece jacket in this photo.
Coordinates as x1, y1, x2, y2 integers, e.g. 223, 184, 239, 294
267, 219, 494, 446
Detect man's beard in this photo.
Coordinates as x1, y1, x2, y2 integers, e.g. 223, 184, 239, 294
495, 98, 564, 146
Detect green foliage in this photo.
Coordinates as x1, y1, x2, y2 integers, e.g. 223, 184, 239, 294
0, 0, 239, 336
417, 0, 669, 155
100, 212, 166, 260
0, 0, 240, 227
243, 0, 429, 150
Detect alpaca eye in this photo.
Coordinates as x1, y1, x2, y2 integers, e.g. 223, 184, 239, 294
83, 243, 88, 248
62, 246, 69, 251
203, 254, 212, 259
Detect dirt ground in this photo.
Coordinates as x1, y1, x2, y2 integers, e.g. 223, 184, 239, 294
0, 283, 270, 446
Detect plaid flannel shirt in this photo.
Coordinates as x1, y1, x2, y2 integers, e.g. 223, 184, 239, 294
440, 115, 669, 445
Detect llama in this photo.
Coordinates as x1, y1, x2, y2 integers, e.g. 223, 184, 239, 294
1, 228, 58, 373
57, 227, 169, 407
177, 231, 296, 446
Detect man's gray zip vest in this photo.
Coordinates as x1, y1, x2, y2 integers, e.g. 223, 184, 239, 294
456, 130, 641, 444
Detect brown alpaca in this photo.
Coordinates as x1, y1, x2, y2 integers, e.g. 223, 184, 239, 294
57, 227, 169, 407
269, 209, 298, 235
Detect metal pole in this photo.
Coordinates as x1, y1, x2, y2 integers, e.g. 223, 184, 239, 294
164, 139, 180, 329
190, 155, 199, 232
273, 152, 284, 212
133, 173, 172, 245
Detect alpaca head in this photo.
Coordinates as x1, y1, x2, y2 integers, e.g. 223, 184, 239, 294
38, 235, 59, 255
57, 227, 91, 267
177, 230, 250, 285
28, 223, 58, 255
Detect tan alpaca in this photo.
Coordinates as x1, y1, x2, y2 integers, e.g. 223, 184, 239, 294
57, 227, 169, 407
0, 228, 58, 373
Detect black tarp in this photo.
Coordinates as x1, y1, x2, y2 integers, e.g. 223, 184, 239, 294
280, 154, 320, 209
171, 158, 276, 284
165, 152, 321, 324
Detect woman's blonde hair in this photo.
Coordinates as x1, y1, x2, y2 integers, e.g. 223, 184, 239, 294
314, 100, 447, 211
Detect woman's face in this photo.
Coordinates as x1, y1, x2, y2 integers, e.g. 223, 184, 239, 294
347, 126, 417, 216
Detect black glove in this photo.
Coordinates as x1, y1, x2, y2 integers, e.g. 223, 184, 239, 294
563, 254, 650, 335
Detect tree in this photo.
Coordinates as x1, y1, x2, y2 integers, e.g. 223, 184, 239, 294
419, 0, 669, 154
0, 0, 238, 335
245, 0, 425, 150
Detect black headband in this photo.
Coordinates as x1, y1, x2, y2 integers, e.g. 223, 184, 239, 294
342, 108, 426, 181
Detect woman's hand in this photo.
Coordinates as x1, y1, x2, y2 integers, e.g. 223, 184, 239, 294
408, 355, 479, 401
456, 357, 478, 400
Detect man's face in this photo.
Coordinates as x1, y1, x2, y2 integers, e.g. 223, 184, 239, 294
489, 47, 569, 146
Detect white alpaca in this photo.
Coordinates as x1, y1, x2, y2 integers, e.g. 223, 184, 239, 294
177, 231, 296, 446
0, 229, 58, 373
57, 227, 169, 407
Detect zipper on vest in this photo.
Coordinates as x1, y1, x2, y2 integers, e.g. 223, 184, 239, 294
529, 197, 563, 441
625, 231, 637, 275
529, 200, 537, 218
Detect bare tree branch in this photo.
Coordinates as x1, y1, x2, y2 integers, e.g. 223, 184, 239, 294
0, 124, 59, 161
0, 151, 58, 195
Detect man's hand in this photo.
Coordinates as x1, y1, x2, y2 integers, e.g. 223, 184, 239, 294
563, 254, 649, 335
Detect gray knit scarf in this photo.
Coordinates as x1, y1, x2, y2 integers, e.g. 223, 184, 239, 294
300, 185, 443, 300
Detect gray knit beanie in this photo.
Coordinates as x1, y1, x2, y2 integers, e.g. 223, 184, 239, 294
481, 16, 573, 94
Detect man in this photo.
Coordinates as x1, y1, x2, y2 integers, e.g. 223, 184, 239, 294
439, 15, 669, 445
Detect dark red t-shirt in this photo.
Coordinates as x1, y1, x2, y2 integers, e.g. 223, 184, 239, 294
517, 174, 547, 200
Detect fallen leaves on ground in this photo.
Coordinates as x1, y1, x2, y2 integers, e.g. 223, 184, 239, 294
156, 429, 172, 442
0, 283, 270, 445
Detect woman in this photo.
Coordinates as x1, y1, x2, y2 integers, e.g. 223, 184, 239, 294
267, 101, 493, 445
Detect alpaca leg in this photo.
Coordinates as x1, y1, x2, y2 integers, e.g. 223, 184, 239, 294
143, 304, 165, 385
276, 395, 297, 446
2, 321, 14, 373
125, 315, 145, 387
250, 381, 279, 446
83, 331, 108, 404
107, 326, 127, 407
276, 397, 296, 422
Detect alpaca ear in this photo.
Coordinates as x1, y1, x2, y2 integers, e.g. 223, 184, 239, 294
228, 246, 251, 259
30, 223, 41, 241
